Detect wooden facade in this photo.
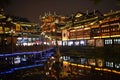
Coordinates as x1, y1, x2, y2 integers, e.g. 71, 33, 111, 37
62, 10, 120, 47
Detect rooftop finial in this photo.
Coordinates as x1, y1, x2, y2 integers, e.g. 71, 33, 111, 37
110, 10, 113, 13
86, 10, 89, 15
94, 9, 96, 15
54, 12, 56, 16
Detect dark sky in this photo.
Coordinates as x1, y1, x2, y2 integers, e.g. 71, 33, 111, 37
4, 0, 120, 23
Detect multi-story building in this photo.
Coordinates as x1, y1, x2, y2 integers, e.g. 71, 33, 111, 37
62, 10, 120, 47
0, 9, 43, 53
40, 12, 67, 45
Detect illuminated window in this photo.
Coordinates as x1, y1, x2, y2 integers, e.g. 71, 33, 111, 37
105, 39, 112, 44
14, 56, 21, 64
115, 63, 120, 69
63, 41, 67, 46
68, 41, 73, 46
57, 41, 62, 46
80, 58, 87, 65
74, 40, 80, 46
114, 39, 120, 44
80, 40, 86, 46
106, 61, 114, 68
88, 59, 96, 66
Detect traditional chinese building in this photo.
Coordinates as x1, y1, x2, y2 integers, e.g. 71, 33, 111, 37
61, 10, 120, 47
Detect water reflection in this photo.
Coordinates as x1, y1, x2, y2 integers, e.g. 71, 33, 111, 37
62, 55, 120, 74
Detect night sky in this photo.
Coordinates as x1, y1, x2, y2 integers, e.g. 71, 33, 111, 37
4, 0, 120, 23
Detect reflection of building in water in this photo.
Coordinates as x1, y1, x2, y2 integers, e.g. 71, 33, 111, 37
67, 56, 120, 72
97, 59, 104, 67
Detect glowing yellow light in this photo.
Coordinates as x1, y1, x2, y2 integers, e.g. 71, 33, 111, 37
71, 63, 77, 66
78, 64, 84, 67
103, 68, 111, 72
95, 68, 101, 71
112, 70, 120, 74
84, 66, 91, 68
111, 35, 120, 37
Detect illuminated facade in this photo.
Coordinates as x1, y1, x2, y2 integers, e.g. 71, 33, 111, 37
1, 10, 119, 53
40, 12, 67, 45
62, 10, 120, 47
40, 11, 120, 47
0, 9, 44, 53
